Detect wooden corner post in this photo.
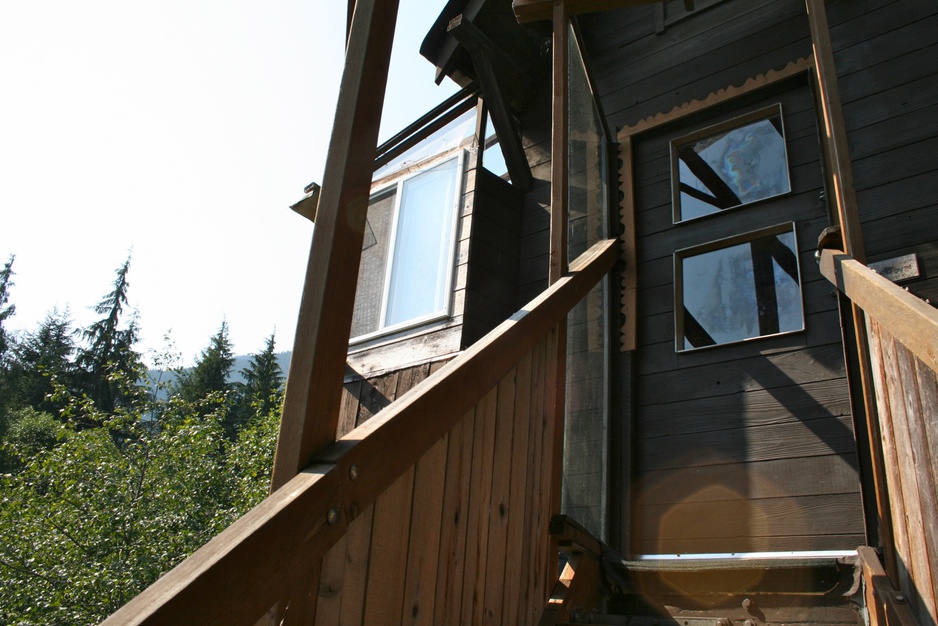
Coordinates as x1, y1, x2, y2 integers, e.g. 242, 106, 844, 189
806, 0, 896, 580
271, 0, 400, 492
547, 0, 570, 613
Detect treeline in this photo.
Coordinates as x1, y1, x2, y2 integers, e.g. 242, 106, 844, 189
0, 255, 284, 624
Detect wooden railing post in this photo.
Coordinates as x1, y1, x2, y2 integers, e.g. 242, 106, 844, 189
820, 249, 938, 625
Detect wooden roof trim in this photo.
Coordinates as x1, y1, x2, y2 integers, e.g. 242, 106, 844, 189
617, 56, 813, 139
431, 0, 487, 85
512, 0, 657, 23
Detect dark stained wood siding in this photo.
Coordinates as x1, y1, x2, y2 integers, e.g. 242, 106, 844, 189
518, 94, 553, 304
574, 1, 866, 555
338, 360, 454, 437
462, 168, 523, 346
827, 0, 938, 304
628, 81, 864, 555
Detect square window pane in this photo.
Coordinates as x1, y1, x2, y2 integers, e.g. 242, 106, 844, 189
671, 104, 791, 222
676, 223, 804, 351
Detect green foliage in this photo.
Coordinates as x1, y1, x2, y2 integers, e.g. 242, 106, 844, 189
0, 377, 281, 624
0, 255, 14, 359
1, 407, 63, 472
172, 321, 234, 406
230, 332, 285, 436
4, 309, 78, 416
0, 261, 286, 623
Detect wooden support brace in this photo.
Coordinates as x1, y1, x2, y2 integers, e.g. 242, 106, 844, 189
271, 0, 400, 492
539, 551, 602, 625
448, 14, 534, 191
858, 547, 921, 626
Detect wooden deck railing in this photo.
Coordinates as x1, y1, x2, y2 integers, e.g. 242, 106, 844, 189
102, 238, 617, 625
820, 249, 938, 626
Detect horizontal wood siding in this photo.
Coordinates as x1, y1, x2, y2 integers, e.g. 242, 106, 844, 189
827, 0, 938, 305
517, 93, 553, 304
579, 0, 812, 131
577, 0, 868, 555
463, 168, 523, 346
628, 79, 863, 554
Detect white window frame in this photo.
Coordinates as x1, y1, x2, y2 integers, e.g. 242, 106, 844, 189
349, 150, 465, 345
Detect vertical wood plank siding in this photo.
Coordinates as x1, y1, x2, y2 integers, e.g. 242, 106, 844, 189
820, 248, 938, 625
314, 338, 558, 625
865, 321, 938, 626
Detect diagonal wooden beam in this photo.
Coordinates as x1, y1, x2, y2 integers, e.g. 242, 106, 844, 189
448, 14, 534, 191
271, 0, 400, 492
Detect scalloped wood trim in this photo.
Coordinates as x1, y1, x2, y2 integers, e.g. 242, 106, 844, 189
617, 56, 814, 140
617, 56, 815, 351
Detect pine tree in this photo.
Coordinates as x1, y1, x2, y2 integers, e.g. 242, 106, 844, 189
173, 321, 235, 406
230, 333, 284, 435
0, 255, 15, 359
0, 255, 16, 438
239, 333, 284, 418
7, 309, 78, 414
77, 256, 141, 413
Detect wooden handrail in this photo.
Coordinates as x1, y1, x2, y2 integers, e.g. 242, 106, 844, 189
818, 248, 938, 375
102, 238, 617, 625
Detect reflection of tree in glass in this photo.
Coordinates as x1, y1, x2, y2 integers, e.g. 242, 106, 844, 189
684, 243, 758, 346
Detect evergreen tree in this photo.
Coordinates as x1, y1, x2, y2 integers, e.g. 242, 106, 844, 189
6, 309, 78, 415
0, 255, 16, 437
173, 321, 235, 406
239, 333, 284, 418
0, 255, 14, 359
77, 256, 141, 413
231, 333, 284, 435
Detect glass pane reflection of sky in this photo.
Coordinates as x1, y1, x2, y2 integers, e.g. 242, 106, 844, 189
678, 116, 789, 220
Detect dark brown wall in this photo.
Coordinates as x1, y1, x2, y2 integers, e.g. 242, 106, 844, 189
827, 0, 938, 303
463, 168, 524, 346
573, 0, 868, 555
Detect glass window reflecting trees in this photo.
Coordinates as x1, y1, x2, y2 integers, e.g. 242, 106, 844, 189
675, 223, 804, 351
562, 20, 611, 542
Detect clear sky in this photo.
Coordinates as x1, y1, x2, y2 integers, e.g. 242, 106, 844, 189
0, 0, 458, 366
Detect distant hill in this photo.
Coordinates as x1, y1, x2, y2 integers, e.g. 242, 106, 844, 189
146, 351, 292, 400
